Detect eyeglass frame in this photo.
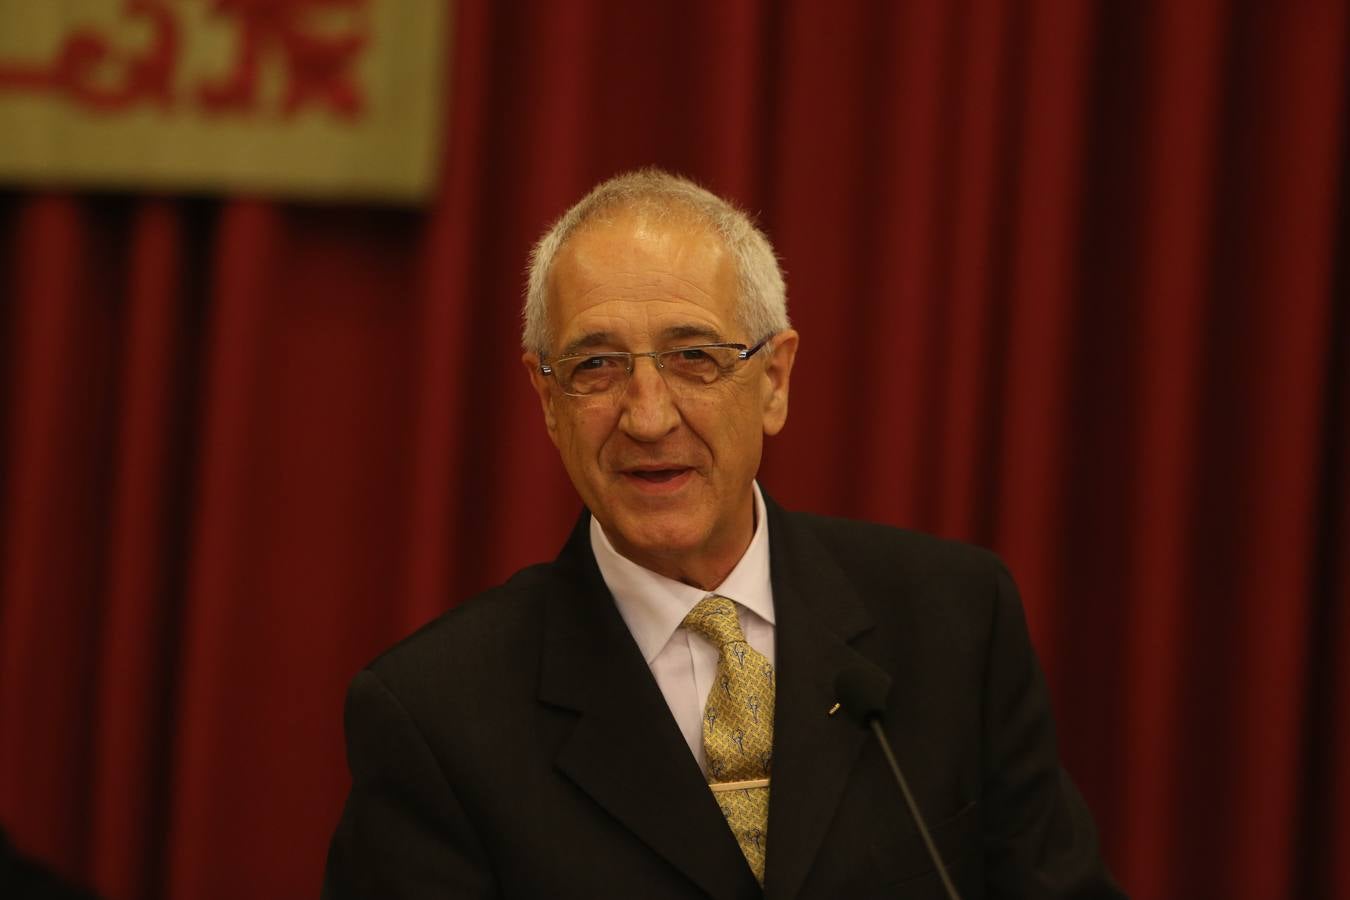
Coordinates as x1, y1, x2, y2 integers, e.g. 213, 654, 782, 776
538, 334, 777, 398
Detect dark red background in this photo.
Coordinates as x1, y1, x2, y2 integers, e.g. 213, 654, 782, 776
1, 2, 1347, 898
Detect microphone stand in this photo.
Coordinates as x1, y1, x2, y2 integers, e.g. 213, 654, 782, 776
867, 718, 961, 900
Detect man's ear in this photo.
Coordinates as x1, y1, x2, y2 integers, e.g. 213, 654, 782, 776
522, 352, 560, 441
760, 329, 799, 436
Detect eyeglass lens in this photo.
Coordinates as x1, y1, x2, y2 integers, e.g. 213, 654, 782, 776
557, 346, 744, 395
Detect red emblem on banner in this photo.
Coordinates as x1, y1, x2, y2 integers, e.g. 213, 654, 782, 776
0, 0, 370, 119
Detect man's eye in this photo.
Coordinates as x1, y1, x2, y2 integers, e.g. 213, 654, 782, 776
665, 347, 724, 381
670, 348, 720, 368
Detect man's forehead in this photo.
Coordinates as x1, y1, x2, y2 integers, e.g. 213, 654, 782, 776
545, 213, 740, 349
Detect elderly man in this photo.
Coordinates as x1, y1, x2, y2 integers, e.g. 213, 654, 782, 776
324, 170, 1124, 898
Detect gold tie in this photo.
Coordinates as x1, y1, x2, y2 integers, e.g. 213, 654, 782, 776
682, 595, 774, 884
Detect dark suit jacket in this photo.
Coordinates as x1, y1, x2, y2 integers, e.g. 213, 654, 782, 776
324, 499, 1124, 899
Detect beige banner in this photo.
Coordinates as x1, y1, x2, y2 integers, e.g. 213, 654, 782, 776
0, 0, 449, 203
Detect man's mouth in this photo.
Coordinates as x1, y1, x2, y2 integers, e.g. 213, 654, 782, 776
627, 468, 688, 483
620, 466, 695, 491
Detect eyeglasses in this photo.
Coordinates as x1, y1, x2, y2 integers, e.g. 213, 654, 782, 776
539, 335, 774, 397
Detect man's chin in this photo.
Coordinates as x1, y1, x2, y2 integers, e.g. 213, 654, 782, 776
598, 509, 709, 566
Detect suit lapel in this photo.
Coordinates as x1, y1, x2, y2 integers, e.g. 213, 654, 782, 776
538, 516, 762, 900
761, 500, 892, 900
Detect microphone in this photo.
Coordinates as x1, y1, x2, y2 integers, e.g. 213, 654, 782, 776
834, 667, 962, 900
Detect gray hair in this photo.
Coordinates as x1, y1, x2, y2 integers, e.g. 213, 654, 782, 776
522, 168, 789, 355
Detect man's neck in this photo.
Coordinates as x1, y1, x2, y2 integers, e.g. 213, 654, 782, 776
609, 532, 751, 592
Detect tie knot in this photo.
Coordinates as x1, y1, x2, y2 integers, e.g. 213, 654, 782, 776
682, 595, 747, 647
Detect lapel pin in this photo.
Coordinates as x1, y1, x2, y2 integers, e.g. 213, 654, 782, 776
827, 701, 841, 716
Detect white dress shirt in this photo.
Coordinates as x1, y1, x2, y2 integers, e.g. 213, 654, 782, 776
590, 483, 776, 774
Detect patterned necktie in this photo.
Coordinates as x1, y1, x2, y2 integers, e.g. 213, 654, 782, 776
682, 594, 775, 884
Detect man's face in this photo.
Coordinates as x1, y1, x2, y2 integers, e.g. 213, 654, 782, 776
523, 212, 798, 588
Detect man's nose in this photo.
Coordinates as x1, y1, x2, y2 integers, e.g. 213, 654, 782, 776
618, 356, 680, 440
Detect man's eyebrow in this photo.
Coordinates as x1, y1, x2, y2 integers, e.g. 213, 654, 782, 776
559, 332, 615, 356
661, 324, 724, 343
558, 324, 726, 356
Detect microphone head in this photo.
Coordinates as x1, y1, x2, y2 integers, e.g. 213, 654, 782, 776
834, 666, 890, 724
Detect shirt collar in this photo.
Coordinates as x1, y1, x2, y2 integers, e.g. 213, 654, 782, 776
591, 483, 775, 664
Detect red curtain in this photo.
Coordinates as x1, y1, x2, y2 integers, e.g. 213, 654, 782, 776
2, 2, 1346, 898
